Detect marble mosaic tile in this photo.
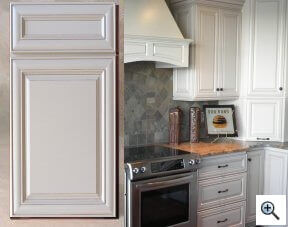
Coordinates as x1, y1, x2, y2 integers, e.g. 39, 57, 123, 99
124, 62, 217, 147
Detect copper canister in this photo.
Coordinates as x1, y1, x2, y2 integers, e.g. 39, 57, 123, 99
190, 107, 201, 143
169, 107, 182, 145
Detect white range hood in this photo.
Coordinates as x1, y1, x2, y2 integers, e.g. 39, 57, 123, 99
124, 0, 192, 68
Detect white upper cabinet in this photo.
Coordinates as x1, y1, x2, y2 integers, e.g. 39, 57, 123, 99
247, 0, 285, 97
171, 1, 241, 101
195, 6, 219, 99
219, 9, 240, 98
11, 3, 115, 52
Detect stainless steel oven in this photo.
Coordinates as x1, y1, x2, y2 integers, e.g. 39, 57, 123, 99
125, 171, 197, 227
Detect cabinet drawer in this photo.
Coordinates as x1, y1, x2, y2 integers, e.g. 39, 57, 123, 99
199, 153, 247, 180
198, 173, 246, 210
197, 201, 246, 227
11, 3, 115, 52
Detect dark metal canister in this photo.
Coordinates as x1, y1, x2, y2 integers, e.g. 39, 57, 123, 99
190, 107, 201, 143
169, 107, 182, 145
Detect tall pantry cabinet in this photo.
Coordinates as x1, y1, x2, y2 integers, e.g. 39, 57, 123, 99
222, 0, 288, 142
10, 2, 117, 217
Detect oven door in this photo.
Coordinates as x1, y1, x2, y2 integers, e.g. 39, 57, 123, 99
127, 171, 197, 227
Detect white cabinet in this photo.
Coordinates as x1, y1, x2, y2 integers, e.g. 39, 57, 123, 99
197, 201, 246, 227
171, 1, 241, 101
11, 58, 116, 217
225, 0, 288, 141
11, 3, 115, 52
264, 148, 288, 195
247, 0, 286, 97
219, 9, 240, 98
10, 2, 117, 218
246, 149, 264, 223
197, 152, 247, 227
195, 5, 219, 99
246, 99, 283, 141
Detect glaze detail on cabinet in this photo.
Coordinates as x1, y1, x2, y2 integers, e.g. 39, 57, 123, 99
246, 149, 264, 224
197, 152, 247, 227
170, 0, 241, 101
11, 3, 115, 52
221, 0, 288, 142
10, 2, 116, 217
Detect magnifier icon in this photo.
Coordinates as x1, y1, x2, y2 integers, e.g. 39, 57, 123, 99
261, 201, 280, 220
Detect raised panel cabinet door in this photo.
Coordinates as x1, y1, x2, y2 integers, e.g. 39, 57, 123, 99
11, 58, 116, 217
246, 99, 282, 141
246, 149, 264, 223
218, 9, 241, 98
195, 5, 219, 99
248, 0, 285, 96
264, 148, 288, 195
172, 6, 195, 100
11, 3, 115, 52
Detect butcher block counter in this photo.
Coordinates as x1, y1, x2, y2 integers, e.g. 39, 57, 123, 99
163, 139, 288, 157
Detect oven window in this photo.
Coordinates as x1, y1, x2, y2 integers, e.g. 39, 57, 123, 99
141, 184, 189, 227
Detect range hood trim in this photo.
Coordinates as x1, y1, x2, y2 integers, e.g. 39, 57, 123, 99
124, 35, 193, 68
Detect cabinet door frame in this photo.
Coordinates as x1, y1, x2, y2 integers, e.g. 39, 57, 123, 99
248, 0, 286, 97
10, 2, 116, 53
10, 57, 116, 217
246, 99, 283, 141
264, 148, 288, 195
246, 149, 264, 223
195, 5, 219, 99
218, 8, 241, 98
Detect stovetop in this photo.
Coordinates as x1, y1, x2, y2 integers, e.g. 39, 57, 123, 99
124, 145, 193, 163
125, 145, 201, 181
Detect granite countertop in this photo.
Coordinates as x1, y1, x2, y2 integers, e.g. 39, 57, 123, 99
163, 138, 288, 157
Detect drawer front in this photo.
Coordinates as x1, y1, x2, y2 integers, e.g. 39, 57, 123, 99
199, 153, 247, 180
11, 3, 115, 52
198, 173, 246, 210
197, 201, 246, 227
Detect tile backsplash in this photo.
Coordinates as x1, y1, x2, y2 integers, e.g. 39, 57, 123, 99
124, 62, 216, 147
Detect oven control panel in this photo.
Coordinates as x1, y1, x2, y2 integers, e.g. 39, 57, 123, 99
125, 156, 201, 181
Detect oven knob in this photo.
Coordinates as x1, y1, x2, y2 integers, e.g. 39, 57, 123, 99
132, 168, 140, 174
188, 159, 195, 165
195, 159, 201, 164
140, 167, 146, 173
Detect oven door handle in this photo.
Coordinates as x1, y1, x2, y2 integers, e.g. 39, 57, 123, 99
134, 173, 196, 190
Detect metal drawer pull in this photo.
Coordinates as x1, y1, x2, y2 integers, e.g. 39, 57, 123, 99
217, 218, 228, 223
257, 137, 270, 140
218, 189, 229, 193
248, 158, 252, 162
218, 164, 228, 168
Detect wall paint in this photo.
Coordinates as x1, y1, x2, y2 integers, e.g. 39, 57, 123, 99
124, 62, 216, 147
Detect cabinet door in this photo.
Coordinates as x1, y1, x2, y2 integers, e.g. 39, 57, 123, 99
218, 9, 240, 98
264, 148, 288, 195
195, 5, 219, 99
246, 99, 282, 141
11, 58, 116, 217
246, 149, 264, 223
248, 0, 285, 96
11, 3, 115, 52
172, 6, 194, 100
